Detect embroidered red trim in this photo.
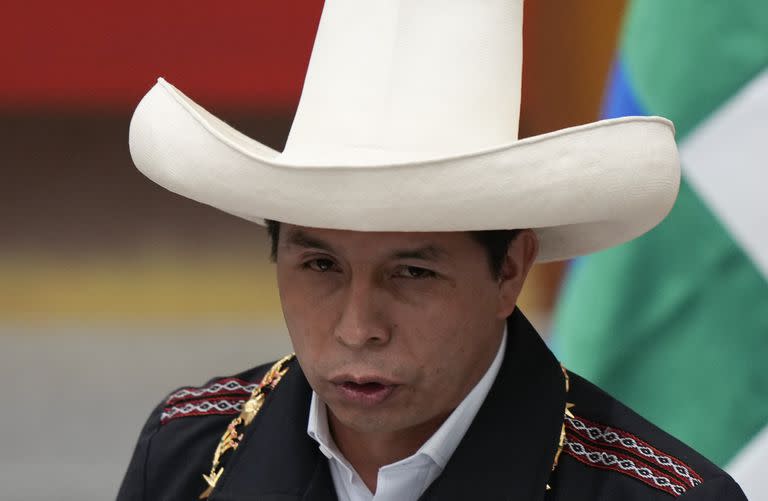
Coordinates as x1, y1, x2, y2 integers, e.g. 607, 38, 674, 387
566, 415, 703, 488
562, 415, 703, 497
564, 433, 686, 497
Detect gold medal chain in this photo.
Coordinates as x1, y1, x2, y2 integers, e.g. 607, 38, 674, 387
546, 365, 575, 492
199, 353, 295, 499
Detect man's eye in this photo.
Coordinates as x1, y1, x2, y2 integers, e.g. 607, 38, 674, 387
304, 259, 337, 272
395, 266, 436, 279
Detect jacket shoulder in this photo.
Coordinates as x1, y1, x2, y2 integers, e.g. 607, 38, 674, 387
160, 367, 267, 424
549, 371, 746, 500
116, 360, 277, 501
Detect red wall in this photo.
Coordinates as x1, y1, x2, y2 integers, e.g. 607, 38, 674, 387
2, 1, 324, 111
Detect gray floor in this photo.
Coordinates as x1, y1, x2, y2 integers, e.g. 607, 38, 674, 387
0, 323, 293, 501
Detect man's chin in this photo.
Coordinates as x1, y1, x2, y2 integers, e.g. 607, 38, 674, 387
327, 403, 411, 435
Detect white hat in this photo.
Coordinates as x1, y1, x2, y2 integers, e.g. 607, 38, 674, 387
128, 0, 680, 262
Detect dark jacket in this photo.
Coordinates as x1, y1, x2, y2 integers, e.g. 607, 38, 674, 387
117, 310, 746, 500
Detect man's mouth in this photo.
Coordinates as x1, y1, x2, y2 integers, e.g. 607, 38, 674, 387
332, 378, 399, 406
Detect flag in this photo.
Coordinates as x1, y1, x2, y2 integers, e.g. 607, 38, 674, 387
553, 1, 768, 497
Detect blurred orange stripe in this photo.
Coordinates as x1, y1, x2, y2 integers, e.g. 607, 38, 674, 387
0, 254, 283, 323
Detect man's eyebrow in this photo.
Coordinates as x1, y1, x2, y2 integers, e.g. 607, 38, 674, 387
389, 244, 448, 261
283, 230, 447, 261
283, 230, 337, 253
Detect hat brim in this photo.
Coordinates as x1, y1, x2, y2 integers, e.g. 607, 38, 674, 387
129, 79, 680, 262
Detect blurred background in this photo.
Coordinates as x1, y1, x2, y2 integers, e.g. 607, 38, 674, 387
3, 1, 766, 500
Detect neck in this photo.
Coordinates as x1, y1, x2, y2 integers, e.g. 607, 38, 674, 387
328, 409, 451, 493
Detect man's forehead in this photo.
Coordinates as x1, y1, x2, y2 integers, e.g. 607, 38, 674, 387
279, 224, 467, 259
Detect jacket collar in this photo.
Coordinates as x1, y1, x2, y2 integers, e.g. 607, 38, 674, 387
212, 309, 565, 501
418, 309, 566, 501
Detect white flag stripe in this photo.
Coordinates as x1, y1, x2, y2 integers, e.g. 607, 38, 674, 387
680, 68, 768, 281
727, 421, 768, 500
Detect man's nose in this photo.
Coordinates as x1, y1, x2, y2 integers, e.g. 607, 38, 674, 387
333, 281, 391, 349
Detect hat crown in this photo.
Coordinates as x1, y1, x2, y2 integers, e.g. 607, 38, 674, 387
282, 0, 523, 165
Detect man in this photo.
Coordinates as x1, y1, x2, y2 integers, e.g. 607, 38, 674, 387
118, 1, 747, 499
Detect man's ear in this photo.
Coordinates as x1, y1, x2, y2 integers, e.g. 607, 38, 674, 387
497, 229, 539, 319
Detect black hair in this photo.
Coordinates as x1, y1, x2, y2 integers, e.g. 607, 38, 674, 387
265, 220, 519, 278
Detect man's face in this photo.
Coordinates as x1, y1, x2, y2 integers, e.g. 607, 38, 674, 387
275, 224, 534, 437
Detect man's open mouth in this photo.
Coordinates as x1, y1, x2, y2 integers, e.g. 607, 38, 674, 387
334, 380, 398, 406
342, 381, 387, 394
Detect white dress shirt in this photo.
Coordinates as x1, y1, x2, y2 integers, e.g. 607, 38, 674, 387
307, 329, 507, 501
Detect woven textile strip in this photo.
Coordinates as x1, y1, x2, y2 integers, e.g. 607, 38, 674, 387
563, 415, 703, 497
165, 378, 257, 405
161, 397, 247, 424
160, 377, 260, 424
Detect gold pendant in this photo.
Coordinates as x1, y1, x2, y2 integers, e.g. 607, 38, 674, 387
199, 468, 223, 499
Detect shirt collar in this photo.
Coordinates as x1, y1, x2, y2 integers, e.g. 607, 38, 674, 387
307, 327, 507, 471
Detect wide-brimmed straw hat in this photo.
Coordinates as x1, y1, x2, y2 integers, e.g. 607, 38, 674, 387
128, 0, 680, 262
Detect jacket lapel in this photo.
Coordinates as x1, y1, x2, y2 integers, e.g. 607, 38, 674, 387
419, 309, 566, 501
210, 357, 337, 501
